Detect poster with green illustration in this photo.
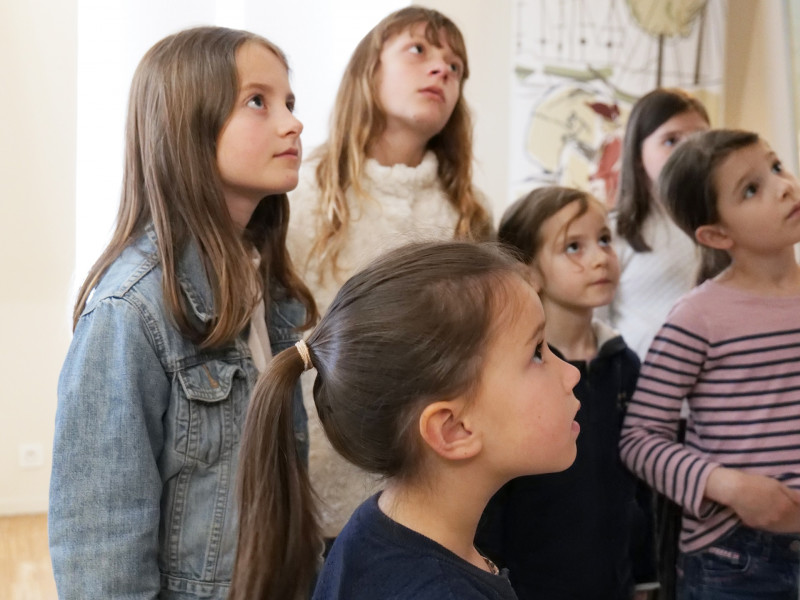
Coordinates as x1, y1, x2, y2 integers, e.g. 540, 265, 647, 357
510, 0, 727, 207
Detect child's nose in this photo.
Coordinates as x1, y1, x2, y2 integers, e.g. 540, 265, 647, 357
589, 244, 609, 266
781, 173, 800, 199
428, 55, 450, 78
562, 360, 580, 392
282, 112, 303, 137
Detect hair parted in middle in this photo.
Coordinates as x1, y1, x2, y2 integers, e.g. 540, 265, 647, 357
73, 26, 317, 348
615, 87, 710, 252
498, 186, 598, 265
307, 6, 492, 279
658, 128, 760, 284
231, 240, 528, 600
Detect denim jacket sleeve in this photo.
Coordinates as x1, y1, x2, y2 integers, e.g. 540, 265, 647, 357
50, 296, 170, 600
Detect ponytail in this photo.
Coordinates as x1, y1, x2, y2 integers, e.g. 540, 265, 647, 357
230, 346, 320, 600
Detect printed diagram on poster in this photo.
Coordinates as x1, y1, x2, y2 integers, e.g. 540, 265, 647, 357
510, 0, 727, 206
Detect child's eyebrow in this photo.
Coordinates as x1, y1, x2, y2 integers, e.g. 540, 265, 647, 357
239, 82, 295, 103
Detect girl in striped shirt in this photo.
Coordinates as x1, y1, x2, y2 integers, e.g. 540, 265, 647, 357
620, 129, 800, 599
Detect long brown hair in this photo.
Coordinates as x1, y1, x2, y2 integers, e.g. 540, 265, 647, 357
659, 129, 759, 284
73, 26, 316, 347
615, 88, 709, 252
230, 241, 527, 599
308, 7, 492, 279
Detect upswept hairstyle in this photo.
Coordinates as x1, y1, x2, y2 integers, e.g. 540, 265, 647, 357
230, 241, 528, 600
308, 6, 492, 279
658, 129, 760, 284
73, 26, 317, 347
499, 186, 597, 264
616, 87, 709, 252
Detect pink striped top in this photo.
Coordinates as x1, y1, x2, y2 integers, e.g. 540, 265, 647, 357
619, 279, 800, 552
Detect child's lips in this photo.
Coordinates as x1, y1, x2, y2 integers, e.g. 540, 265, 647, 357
275, 147, 299, 159
571, 399, 581, 435
787, 202, 800, 220
420, 86, 445, 101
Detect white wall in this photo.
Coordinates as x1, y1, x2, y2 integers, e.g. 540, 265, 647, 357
0, 0, 78, 514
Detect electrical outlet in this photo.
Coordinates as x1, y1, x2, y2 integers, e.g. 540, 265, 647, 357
19, 443, 45, 469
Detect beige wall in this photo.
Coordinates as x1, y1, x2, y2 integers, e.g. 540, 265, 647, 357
723, 0, 796, 170
0, 0, 795, 515
0, 0, 77, 514
417, 0, 514, 216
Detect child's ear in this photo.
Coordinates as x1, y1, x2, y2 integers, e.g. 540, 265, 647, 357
418, 399, 482, 461
695, 223, 733, 250
528, 263, 544, 293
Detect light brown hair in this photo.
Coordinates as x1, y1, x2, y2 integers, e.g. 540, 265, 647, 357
230, 241, 528, 599
73, 26, 316, 346
307, 7, 492, 280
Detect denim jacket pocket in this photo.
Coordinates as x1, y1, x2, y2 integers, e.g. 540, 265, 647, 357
175, 360, 244, 465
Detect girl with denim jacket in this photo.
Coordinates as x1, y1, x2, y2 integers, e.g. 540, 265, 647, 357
49, 27, 316, 600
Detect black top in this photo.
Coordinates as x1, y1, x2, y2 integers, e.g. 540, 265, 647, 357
314, 494, 518, 600
475, 328, 656, 599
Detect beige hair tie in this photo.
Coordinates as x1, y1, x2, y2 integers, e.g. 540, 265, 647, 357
295, 340, 312, 371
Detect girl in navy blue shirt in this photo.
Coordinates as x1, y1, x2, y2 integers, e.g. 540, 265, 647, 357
230, 241, 583, 600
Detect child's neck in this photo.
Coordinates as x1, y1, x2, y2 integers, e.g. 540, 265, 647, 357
541, 299, 597, 362
368, 127, 429, 167
378, 471, 495, 573
717, 248, 800, 295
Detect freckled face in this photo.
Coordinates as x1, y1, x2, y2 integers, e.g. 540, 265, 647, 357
217, 42, 303, 226
469, 279, 581, 480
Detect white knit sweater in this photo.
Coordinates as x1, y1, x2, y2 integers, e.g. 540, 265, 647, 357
604, 205, 700, 359
287, 151, 462, 536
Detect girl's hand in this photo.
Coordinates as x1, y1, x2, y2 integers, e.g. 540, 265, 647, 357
705, 467, 800, 533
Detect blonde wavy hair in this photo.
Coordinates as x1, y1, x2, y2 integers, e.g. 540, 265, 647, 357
74, 26, 316, 347
309, 7, 493, 278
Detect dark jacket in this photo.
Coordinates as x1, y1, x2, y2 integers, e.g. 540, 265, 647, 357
475, 321, 656, 600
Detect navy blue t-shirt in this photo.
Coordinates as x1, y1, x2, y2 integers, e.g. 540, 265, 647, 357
313, 494, 518, 600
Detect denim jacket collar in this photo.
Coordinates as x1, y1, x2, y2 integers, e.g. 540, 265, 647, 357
145, 224, 214, 324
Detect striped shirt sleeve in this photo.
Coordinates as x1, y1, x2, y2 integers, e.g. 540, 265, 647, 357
619, 319, 720, 519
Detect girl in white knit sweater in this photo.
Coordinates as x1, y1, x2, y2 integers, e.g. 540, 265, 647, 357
287, 6, 492, 540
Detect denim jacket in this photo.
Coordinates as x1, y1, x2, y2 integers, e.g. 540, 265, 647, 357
49, 226, 307, 600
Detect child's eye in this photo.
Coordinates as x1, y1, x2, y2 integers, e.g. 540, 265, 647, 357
449, 62, 461, 74
565, 242, 580, 254
743, 183, 758, 199
286, 99, 295, 113
664, 135, 679, 147
409, 43, 424, 54
599, 233, 612, 247
773, 160, 783, 174
532, 342, 544, 364
246, 95, 264, 109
